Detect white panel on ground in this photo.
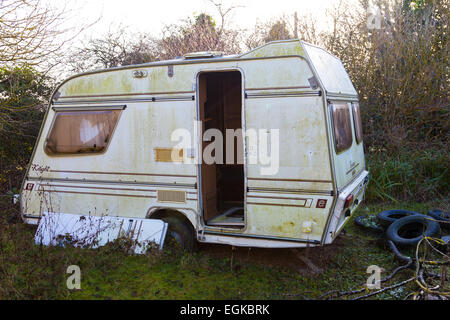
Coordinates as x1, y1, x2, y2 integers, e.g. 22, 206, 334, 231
34, 212, 168, 253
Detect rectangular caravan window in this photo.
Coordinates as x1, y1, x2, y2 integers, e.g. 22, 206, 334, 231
45, 108, 122, 155
331, 103, 353, 153
352, 102, 363, 144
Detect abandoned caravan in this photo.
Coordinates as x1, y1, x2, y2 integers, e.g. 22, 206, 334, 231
21, 39, 369, 250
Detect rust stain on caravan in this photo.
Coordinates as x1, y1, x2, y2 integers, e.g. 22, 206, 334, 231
270, 221, 297, 236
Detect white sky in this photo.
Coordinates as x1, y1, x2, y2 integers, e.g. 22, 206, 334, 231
60, 0, 353, 39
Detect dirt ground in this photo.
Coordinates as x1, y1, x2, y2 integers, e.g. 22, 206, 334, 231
197, 234, 347, 275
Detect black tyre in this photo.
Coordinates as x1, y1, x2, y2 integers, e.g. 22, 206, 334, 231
427, 209, 450, 230
377, 209, 423, 228
386, 215, 441, 247
162, 216, 197, 252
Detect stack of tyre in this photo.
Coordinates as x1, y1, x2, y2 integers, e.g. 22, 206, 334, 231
378, 209, 450, 246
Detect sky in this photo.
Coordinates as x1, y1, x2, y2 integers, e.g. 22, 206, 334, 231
59, 0, 355, 39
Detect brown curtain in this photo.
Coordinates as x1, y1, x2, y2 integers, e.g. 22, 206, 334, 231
45, 110, 120, 154
332, 103, 353, 152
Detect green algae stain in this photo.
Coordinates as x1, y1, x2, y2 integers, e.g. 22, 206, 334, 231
63, 71, 134, 96
244, 41, 305, 58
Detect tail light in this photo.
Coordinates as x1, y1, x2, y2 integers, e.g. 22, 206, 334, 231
344, 194, 354, 209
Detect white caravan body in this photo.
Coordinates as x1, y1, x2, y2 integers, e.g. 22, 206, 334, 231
21, 40, 369, 248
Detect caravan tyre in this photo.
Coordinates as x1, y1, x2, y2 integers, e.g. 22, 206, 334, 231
386, 215, 441, 247
163, 217, 197, 252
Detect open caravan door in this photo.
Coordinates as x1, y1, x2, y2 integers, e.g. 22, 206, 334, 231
35, 213, 168, 254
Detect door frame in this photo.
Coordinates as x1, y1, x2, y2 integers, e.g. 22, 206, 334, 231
195, 67, 248, 231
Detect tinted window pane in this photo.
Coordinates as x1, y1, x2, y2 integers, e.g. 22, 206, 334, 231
352, 102, 363, 144
331, 103, 353, 153
45, 110, 120, 155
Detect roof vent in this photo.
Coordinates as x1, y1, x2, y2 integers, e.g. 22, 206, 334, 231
183, 51, 224, 59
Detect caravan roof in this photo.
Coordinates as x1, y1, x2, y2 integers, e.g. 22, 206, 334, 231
53, 40, 357, 103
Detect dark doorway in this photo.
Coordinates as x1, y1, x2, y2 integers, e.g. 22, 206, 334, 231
198, 71, 244, 228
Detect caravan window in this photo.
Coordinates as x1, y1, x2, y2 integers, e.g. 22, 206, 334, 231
331, 103, 353, 153
352, 102, 363, 144
45, 109, 121, 155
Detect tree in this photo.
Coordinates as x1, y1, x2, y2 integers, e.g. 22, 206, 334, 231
68, 25, 158, 73
264, 20, 292, 43
0, 65, 51, 140
67, 0, 243, 73
245, 16, 293, 50
158, 11, 241, 60
0, 65, 52, 191
69, 1, 243, 72
0, 0, 84, 68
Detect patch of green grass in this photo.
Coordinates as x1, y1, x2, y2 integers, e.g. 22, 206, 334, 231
366, 148, 449, 203
0, 200, 447, 300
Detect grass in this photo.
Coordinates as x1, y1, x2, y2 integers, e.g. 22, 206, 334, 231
365, 148, 449, 203
1, 199, 447, 300
1, 146, 446, 300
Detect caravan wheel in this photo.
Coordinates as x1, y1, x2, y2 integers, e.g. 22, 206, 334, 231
162, 216, 197, 252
